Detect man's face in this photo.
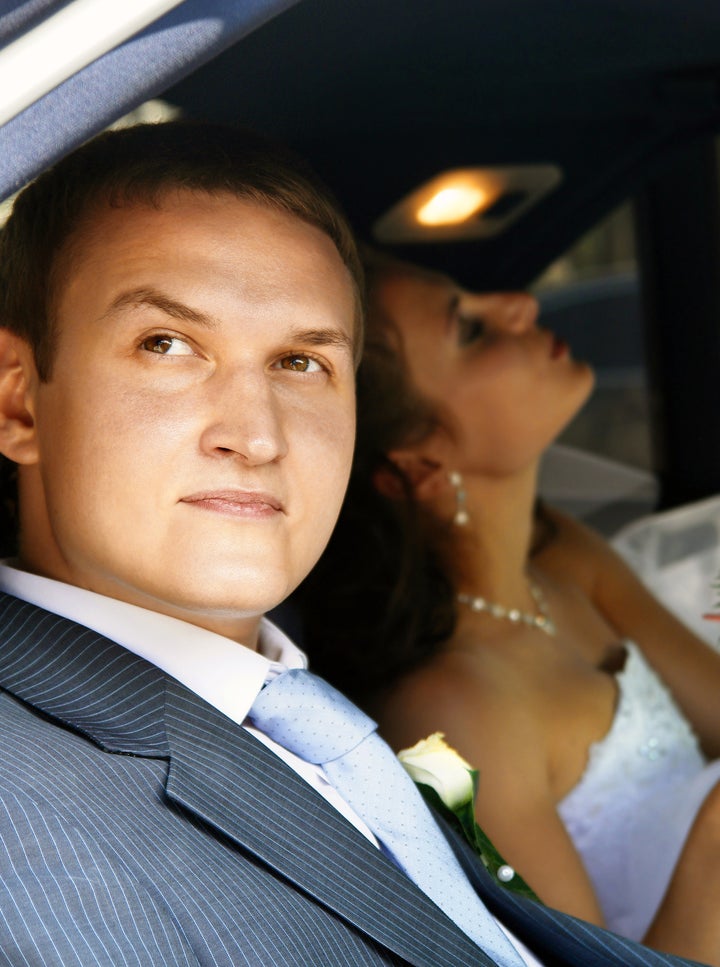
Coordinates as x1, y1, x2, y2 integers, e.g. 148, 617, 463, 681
20, 190, 357, 644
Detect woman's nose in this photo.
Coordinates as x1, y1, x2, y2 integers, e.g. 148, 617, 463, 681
494, 292, 540, 333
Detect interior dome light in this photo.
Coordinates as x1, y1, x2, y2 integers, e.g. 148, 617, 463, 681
416, 186, 487, 225
374, 164, 563, 243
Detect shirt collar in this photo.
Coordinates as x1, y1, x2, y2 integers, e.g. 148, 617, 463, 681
0, 561, 306, 727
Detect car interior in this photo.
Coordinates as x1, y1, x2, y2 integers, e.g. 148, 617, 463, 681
2, 0, 720, 636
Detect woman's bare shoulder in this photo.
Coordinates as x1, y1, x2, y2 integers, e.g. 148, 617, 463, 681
375, 644, 548, 781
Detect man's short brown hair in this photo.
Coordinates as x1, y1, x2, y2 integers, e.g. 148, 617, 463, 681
0, 120, 364, 380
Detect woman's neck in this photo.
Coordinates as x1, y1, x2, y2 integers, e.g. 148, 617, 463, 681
454, 461, 540, 609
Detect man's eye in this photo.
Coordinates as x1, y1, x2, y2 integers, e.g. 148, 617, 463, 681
141, 335, 194, 356
457, 314, 486, 346
278, 354, 323, 373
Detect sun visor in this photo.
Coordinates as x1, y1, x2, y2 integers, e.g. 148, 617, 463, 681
0, 0, 300, 202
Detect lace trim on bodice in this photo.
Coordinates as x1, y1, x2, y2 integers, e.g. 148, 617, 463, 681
557, 639, 708, 938
559, 640, 704, 814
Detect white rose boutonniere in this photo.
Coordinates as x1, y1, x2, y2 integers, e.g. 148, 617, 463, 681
399, 733, 538, 900
398, 732, 475, 810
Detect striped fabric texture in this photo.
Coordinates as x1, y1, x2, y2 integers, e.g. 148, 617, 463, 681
0, 592, 704, 967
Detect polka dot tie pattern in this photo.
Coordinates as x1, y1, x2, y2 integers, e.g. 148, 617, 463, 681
250, 668, 526, 966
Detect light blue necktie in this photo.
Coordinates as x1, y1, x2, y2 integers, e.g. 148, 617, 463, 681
250, 668, 526, 966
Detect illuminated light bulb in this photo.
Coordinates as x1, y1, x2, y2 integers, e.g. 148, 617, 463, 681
416, 186, 487, 226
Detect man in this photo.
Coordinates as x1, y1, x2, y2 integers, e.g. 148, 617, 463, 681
0, 122, 700, 966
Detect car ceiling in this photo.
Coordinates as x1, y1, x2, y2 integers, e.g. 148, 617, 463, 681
3, 0, 720, 289
166, 0, 720, 288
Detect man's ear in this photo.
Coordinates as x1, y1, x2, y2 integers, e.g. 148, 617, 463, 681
0, 329, 39, 465
373, 449, 448, 502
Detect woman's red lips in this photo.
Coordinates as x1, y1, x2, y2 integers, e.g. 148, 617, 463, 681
550, 334, 569, 359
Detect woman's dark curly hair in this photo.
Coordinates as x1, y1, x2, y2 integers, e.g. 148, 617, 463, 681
295, 251, 464, 703
296, 250, 558, 704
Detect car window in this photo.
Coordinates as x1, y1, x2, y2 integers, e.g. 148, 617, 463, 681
532, 202, 650, 471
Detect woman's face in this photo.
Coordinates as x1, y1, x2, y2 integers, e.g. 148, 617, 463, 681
374, 267, 594, 476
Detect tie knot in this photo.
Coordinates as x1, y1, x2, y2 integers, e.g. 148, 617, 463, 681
249, 668, 378, 764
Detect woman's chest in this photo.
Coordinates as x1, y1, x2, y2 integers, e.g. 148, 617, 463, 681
520, 642, 623, 802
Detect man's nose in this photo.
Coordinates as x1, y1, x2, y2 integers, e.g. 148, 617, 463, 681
199, 372, 289, 466
493, 292, 540, 334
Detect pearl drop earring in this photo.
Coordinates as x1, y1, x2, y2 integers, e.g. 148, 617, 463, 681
448, 471, 469, 526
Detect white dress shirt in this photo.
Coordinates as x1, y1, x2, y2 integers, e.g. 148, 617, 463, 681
0, 562, 538, 966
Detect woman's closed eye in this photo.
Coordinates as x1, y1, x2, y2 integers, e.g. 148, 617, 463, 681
457, 312, 487, 346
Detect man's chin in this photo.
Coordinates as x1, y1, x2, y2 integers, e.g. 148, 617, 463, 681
153, 574, 295, 629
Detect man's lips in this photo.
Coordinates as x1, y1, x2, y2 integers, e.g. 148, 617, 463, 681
180, 490, 284, 518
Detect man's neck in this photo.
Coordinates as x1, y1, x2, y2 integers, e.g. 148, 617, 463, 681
0, 561, 304, 727
14, 553, 264, 650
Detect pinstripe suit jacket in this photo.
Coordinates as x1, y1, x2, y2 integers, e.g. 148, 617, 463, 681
0, 592, 703, 967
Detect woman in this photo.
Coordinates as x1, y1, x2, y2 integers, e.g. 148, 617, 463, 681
297, 250, 720, 965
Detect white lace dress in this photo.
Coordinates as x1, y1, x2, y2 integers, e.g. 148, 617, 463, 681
557, 640, 720, 940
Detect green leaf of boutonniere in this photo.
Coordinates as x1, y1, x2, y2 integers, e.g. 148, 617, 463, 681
399, 733, 539, 902
415, 780, 539, 901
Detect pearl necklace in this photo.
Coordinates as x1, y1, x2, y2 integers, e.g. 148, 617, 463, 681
457, 580, 557, 637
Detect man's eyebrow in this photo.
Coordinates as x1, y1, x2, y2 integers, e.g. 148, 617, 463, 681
103, 291, 354, 353
286, 326, 355, 355
103, 288, 217, 328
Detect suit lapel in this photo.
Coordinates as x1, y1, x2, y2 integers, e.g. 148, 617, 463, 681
163, 679, 497, 967
0, 592, 169, 755
0, 593, 492, 967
